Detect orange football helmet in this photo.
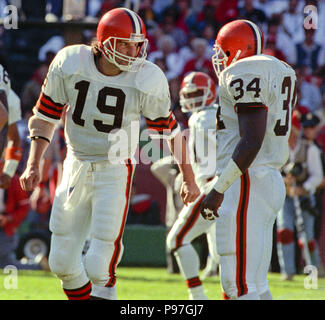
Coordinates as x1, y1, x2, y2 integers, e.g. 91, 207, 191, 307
212, 19, 264, 78
96, 7, 148, 72
180, 72, 217, 113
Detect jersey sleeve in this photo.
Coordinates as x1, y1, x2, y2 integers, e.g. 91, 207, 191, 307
222, 63, 270, 112
33, 49, 68, 124
140, 65, 180, 139
8, 89, 22, 125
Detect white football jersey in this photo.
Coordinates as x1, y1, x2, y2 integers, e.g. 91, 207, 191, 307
188, 105, 218, 189
8, 89, 21, 125
0, 63, 11, 100
33, 45, 179, 162
216, 54, 297, 174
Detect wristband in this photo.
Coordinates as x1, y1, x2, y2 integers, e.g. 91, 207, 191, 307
5, 147, 22, 161
2, 159, 19, 178
214, 158, 242, 194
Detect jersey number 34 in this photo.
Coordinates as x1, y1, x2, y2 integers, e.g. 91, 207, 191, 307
217, 76, 297, 136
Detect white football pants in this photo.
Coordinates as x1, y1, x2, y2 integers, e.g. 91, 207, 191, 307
214, 166, 285, 299
48, 154, 135, 291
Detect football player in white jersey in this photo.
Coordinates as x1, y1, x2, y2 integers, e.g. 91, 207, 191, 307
167, 72, 219, 300
19, 8, 200, 300
0, 63, 22, 189
0, 64, 9, 132
200, 20, 297, 300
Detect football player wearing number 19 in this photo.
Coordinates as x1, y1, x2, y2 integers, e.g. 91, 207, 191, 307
19, 8, 200, 300
200, 20, 297, 300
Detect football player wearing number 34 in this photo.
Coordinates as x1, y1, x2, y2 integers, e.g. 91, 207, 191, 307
19, 8, 200, 300
200, 20, 297, 300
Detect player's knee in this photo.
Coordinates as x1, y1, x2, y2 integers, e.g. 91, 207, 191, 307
48, 247, 72, 277
277, 228, 294, 244
166, 232, 176, 251
84, 238, 114, 283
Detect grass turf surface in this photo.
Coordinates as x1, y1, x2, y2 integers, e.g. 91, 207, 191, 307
0, 267, 324, 300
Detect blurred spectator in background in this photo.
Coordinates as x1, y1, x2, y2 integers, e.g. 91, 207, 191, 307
148, 34, 183, 106
281, 0, 304, 44
200, 24, 216, 57
21, 62, 49, 117
296, 65, 322, 113
163, 0, 197, 35
254, 0, 288, 20
152, 0, 174, 21
181, 38, 215, 81
315, 92, 325, 127
98, 0, 123, 17
294, 28, 325, 74
159, 10, 188, 49
277, 112, 325, 280
138, 0, 158, 31
0, 173, 49, 270
196, 0, 238, 35
266, 16, 296, 66
263, 33, 286, 62
238, 0, 268, 30
148, 34, 183, 81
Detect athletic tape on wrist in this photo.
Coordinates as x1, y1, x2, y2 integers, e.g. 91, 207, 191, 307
214, 158, 242, 194
3, 159, 19, 178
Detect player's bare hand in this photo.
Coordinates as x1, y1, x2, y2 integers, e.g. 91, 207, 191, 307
200, 189, 224, 220
0, 173, 12, 189
180, 180, 200, 205
20, 164, 40, 191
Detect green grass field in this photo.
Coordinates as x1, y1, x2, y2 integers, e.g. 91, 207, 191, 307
0, 267, 324, 300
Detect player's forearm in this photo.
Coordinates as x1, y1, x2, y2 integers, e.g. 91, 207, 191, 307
214, 107, 266, 194
233, 107, 267, 172
27, 115, 56, 167
168, 132, 195, 183
2, 123, 22, 178
232, 136, 263, 173
27, 139, 50, 168
7, 123, 21, 149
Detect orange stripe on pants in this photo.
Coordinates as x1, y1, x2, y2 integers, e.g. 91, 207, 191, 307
106, 159, 134, 287
236, 172, 250, 297
175, 195, 205, 249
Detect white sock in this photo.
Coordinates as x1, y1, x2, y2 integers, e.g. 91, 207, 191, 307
188, 286, 209, 300
174, 244, 200, 280
237, 291, 260, 300
259, 290, 273, 300
91, 284, 117, 300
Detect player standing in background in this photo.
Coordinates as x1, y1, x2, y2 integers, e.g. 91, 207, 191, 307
167, 72, 219, 300
0, 63, 9, 133
0, 61, 22, 189
200, 20, 297, 300
19, 8, 200, 300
